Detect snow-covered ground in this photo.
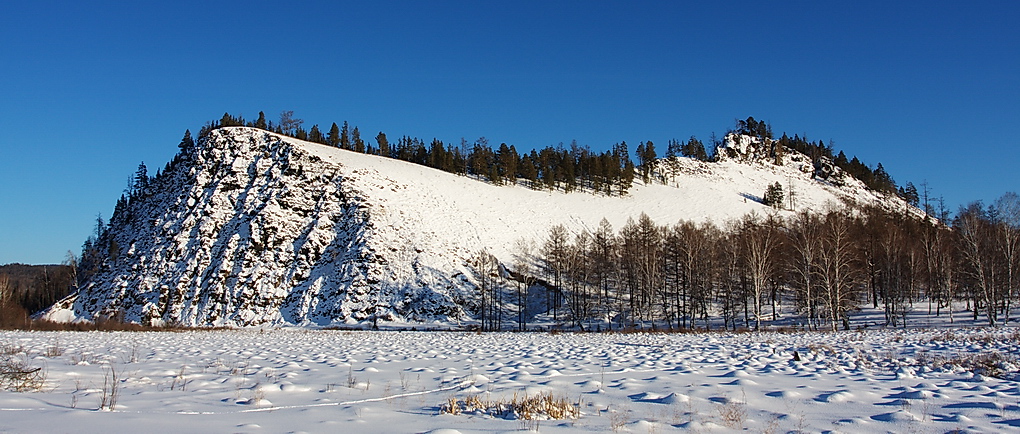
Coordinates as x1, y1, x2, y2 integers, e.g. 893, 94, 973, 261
2, 326, 1018, 433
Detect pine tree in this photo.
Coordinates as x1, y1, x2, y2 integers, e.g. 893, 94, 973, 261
178, 129, 195, 154
666, 139, 679, 159
873, 163, 895, 193
636, 141, 656, 184
496, 143, 518, 185
901, 182, 919, 206
352, 126, 364, 153
763, 182, 784, 208
340, 121, 351, 150
254, 111, 268, 129
133, 162, 149, 196
327, 122, 341, 147
519, 154, 538, 188
681, 136, 708, 161
308, 124, 324, 144
376, 132, 389, 157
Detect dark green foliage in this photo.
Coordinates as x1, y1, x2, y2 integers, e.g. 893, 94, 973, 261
340, 121, 351, 150
872, 163, 895, 193
219, 112, 245, 128
352, 126, 364, 153
177, 129, 195, 154
253, 111, 268, 130
763, 181, 784, 208
774, 130, 896, 194
496, 143, 518, 186
308, 124, 325, 144
519, 154, 538, 187
735, 116, 772, 139
376, 131, 390, 157
636, 141, 656, 183
900, 182, 919, 206
133, 162, 148, 195
681, 136, 709, 161
327, 123, 341, 147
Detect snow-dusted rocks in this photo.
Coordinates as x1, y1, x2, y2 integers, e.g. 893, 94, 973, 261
44, 127, 916, 327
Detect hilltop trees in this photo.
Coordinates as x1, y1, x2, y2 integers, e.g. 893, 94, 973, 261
190, 112, 921, 206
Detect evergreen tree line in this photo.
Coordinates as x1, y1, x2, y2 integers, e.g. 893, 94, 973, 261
201, 112, 913, 203
200, 111, 645, 195
477, 193, 1019, 332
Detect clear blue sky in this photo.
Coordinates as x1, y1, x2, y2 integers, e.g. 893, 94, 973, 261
2, 1, 1017, 265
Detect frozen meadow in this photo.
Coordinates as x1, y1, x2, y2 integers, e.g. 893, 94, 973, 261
2, 326, 1019, 433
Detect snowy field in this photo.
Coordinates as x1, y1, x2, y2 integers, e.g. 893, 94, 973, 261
2, 328, 1019, 433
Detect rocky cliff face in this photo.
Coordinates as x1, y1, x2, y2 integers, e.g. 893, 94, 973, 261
47, 128, 475, 326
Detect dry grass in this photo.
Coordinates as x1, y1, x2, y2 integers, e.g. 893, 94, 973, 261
98, 364, 119, 410
717, 398, 748, 429
919, 351, 1018, 379
441, 391, 580, 420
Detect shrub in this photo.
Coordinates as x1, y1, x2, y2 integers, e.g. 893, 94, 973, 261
440, 391, 580, 420
1, 348, 46, 392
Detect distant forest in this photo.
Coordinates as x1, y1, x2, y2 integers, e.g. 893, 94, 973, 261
0, 264, 72, 326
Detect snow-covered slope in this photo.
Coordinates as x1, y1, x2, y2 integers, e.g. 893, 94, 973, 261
44, 127, 916, 326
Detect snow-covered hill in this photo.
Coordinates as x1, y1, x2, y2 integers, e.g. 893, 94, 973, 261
43, 127, 917, 326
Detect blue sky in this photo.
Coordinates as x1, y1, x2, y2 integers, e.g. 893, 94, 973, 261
2, 1, 1018, 265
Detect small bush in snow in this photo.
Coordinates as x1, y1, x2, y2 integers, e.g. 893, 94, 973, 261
441, 391, 580, 420
0, 352, 46, 392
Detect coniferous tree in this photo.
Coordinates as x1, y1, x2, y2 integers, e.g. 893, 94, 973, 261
178, 129, 195, 154
873, 163, 895, 193
327, 122, 341, 147
901, 182, 920, 206
376, 131, 389, 157
666, 138, 681, 159
636, 141, 656, 184
763, 182, 784, 208
308, 124, 324, 144
496, 143, 519, 186
352, 126, 364, 153
254, 111, 268, 129
133, 162, 149, 195
340, 121, 351, 150
681, 136, 708, 161
519, 154, 538, 188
